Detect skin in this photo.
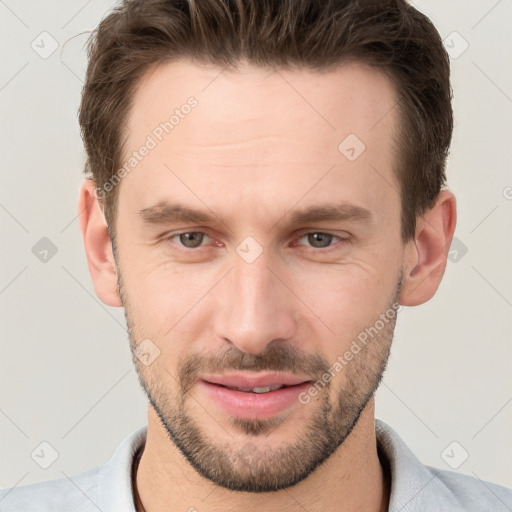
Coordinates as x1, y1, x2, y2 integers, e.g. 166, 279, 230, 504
78, 60, 456, 512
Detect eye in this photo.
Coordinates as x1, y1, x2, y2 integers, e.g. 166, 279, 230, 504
172, 232, 209, 248
297, 232, 345, 249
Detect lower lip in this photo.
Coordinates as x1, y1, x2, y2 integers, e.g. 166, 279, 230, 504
198, 380, 313, 420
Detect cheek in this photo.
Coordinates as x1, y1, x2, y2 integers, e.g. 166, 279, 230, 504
118, 229, 401, 361
287, 260, 399, 352
121, 259, 221, 340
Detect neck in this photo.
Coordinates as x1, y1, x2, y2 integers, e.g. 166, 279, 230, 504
134, 399, 390, 512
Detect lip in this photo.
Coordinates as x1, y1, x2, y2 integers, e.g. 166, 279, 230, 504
200, 371, 312, 389
198, 372, 314, 420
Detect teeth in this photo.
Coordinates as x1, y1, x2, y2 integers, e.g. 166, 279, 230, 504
252, 386, 274, 393
230, 385, 285, 393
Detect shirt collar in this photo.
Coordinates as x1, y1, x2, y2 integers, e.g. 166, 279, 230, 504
97, 425, 146, 512
375, 419, 450, 511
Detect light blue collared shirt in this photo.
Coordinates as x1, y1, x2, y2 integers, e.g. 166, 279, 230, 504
1, 419, 511, 511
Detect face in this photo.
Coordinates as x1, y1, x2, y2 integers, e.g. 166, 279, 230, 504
114, 60, 405, 492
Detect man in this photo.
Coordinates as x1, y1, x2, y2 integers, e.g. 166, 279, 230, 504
1, 0, 511, 510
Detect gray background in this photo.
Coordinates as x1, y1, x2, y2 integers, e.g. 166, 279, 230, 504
1, 0, 511, 490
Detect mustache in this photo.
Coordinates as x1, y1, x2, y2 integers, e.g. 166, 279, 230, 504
178, 343, 330, 394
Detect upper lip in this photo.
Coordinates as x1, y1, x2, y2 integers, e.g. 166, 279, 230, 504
200, 371, 313, 389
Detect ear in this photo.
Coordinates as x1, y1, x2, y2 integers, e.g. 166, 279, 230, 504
399, 189, 457, 306
78, 180, 122, 307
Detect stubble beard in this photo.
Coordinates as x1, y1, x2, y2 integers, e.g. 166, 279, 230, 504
120, 266, 402, 492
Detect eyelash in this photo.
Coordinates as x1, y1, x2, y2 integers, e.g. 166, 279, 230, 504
166, 231, 349, 250
294, 232, 349, 250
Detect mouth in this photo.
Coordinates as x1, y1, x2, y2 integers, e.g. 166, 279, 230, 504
207, 382, 307, 393
200, 371, 312, 389
197, 372, 314, 420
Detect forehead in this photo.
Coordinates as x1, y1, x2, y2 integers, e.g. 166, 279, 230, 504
119, 59, 400, 224
125, 58, 399, 147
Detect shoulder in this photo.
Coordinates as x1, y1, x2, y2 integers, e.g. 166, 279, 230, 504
425, 465, 512, 511
375, 419, 512, 511
0, 426, 146, 512
0, 467, 100, 511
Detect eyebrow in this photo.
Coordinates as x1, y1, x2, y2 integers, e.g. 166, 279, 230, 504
139, 202, 216, 224
139, 201, 372, 227
288, 203, 372, 226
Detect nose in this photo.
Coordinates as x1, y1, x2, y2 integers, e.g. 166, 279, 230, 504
213, 251, 297, 354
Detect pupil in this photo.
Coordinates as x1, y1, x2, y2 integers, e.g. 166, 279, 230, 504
308, 233, 332, 248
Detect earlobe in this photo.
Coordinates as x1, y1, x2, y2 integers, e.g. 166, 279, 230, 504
78, 180, 122, 307
399, 190, 457, 306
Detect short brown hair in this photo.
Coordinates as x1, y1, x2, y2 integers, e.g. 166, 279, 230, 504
79, 0, 452, 241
